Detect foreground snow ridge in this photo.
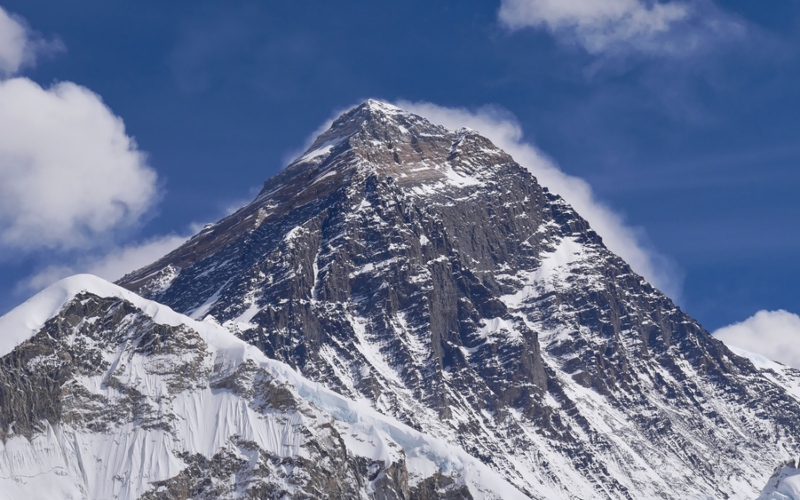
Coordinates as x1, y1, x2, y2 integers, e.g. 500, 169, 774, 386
0, 274, 529, 500
758, 457, 800, 500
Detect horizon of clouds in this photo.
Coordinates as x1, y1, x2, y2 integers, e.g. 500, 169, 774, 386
498, 0, 745, 56
395, 100, 684, 302
713, 310, 800, 369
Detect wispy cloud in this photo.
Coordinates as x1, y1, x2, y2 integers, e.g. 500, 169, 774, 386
498, 0, 744, 56
713, 310, 800, 369
0, 6, 64, 77
17, 232, 193, 294
396, 100, 683, 301
0, 78, 160, 250
0, 7, 170, 296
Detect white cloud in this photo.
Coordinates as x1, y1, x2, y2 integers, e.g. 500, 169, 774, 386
498, 0, 742, 55
0, 77, 159, 250
713, 310, 800, 369
81, 234, 190, 282
396, 100, 683, 301
1, 7, 176, 297
19, 232, 191, 294
0, 6, 63, 77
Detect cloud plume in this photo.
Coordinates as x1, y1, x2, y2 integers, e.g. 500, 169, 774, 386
713, 310, 800, 369
0, 6, 63, 77
396, 100, 683, 301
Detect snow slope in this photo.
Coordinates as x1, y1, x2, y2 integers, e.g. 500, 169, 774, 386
0, 274, 532, 500
759, 458, 800, 500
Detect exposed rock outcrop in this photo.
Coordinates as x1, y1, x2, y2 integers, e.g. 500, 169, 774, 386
117, 101, 800, 499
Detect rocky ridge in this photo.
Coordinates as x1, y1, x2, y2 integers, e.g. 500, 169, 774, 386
0, 275, 526, 500
115, 100, 800, 499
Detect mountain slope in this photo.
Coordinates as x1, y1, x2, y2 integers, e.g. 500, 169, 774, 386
759, 456, 800, 500
116, 100, 800, 499
0, 274, 530, 500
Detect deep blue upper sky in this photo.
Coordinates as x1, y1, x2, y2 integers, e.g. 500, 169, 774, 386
1, 0, 799, 332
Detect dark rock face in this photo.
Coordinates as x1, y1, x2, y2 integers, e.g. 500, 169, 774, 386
0, 293, 195, 440
117, 100, 800, 498
139, 441, 406, 500
140, 447, 469, 500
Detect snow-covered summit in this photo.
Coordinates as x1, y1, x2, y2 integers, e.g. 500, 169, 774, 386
290, 98, 452, 169
0, 274, 158, 358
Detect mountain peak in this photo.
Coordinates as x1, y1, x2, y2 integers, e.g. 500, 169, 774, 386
285, 100, 507, 195
348, 99, 409, 121
116, 102, 516, 291
109, 99, 800, 500
361, 98, 404, 114
297, 99, 447, 164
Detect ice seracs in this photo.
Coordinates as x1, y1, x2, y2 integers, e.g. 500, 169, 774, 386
759, 457, 800, 500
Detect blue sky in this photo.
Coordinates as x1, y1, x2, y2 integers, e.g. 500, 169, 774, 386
0, 0, 798, 339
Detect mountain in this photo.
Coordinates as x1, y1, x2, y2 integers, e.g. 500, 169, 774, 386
0, 274, 528, 500
111, 100, 800, 499
759, 456, 800, 500
2, 100, 800, 499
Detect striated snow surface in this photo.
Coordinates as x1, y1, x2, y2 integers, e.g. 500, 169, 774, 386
0, 274, 532, 500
